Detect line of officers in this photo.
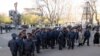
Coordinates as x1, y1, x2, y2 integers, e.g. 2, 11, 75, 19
8, 27, 91, 56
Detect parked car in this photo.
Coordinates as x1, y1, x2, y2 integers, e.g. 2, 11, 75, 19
21, 25, 29, 29
16, 25, 22, 30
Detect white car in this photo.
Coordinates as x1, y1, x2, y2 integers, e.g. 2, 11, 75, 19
16, 25, 22, 30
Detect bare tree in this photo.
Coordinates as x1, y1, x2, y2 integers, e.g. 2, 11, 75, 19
36, 0, 66, 26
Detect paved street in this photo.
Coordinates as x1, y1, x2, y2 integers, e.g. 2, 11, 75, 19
0, 29, 100, 56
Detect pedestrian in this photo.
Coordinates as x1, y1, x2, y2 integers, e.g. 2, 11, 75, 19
57, 30, 64, 50
50, 29, 57, 49
41, 29, 47, 49
0, 25, 3, 34
35, 29, 41, 53
93, 30, 100, 46
62, 28, 67, 48
8, 33, 18, 56
21, 29, 27, 39
83, 29, 91, 46
67, 29, 75, 49
78, 30, 83, 46
31, 29, 37, 51
74, 29, 79, 43
5, 25, 8, 33
24, 33, 35, 56
48, 29, 54, 49
16, 33, 24, 56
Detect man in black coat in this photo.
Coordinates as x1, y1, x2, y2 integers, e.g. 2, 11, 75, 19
35, 29, 41, 53
50, 29, 56, 49
24, 33, 35, 56
41, 29, 48, 49
8, 33, 18, 56
16, 33, 24, 56
57, 30, 64, 50
62, 28, 68, 48
67, 29, 76, 49
83, 29, 91, 46
47, 29, 53, 48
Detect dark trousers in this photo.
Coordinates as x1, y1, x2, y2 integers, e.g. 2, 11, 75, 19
78, 43, 83, 46
18, 51, 23, 56
0, 27, 3, 34
42, 40, 45, 49
25, 51, 31, 56
68, 39, 75, 49
47, 38, 50, 47
42, 39, 48, 49
50, 39, 55, 49
58, 42, 63, 50
62, 39, 66, 48
36, 44, 40, 53
11, 51, 17, 56
83, 38, 90, 46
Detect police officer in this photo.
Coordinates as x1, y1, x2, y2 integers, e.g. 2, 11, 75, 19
66, 28, 70, 47
68, 29, 75, 49
57, 30, 64, 50
0, 25, 3, 34
62, 28, 68, 48
41, 29, 47, 49
44, 29, 48, 49
24, 33, 35, 56
35, 29, 41, 53
50, 29, 56, 49
8, 33, 18, 56
16, 33, 24, 56
74, 29, 79, 42
47, 29, 52, 48
31, 29, 37, 51
83, 29, 91, 46
21, 30, 27, 39
5, 25, 8, 33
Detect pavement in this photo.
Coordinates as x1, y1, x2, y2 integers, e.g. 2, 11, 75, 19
0, 29, 100, 56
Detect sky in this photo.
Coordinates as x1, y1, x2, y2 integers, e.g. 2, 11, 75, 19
0, 0, 100, 19
0, 0, 34, 14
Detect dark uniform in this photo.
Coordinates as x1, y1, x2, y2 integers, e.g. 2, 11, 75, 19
83, 29, 91, 46
41, 30, 48, 49
35, 30, 41, 53
0, 26, 3, 34
21, 30, 27, 39
50, 30, 56, 49
8, 33, 18, 56
75, 31, 79, 41
67, 30, 75, 49
16, 37, 24, 56
47, 29, 52, 48
57, 31, 64, 50
93, 31, 100, 44
24, 38, 35, 56
62, 29, 67, 48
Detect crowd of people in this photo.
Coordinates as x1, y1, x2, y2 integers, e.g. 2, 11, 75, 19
8, 27, 100, 56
